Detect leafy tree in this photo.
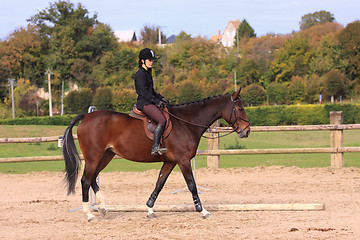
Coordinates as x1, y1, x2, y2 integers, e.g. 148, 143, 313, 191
70, 58, 91, 83
305, 74, 324, 103
169, 36, 219, 71
234, 19, 256, 47
288, 76, 306, 104
299, 10, 335, 31
236, 59, 261, 87
177, 80, 203, 103
116, 47, 137, 70
112, 88, 137, 112
176, 31, 191, 42
241, 34, 288, 63
266, 82, 287, 104
338, 21, 360, 81
309, 33, 342, 76
10, 78, 41, 117
224, 53, 237, 72
0, 25, 43, 86
140, 24, 166, 46
299, 22, 343, 47
64, 88, 92, 114
242, 83, 266, 106
270, 35, 312, 82
92, 87, 113, 110
28, 0, 97, 41
324, 69, 345, 99
27, 0, 116, 88
88, 23, 118, 61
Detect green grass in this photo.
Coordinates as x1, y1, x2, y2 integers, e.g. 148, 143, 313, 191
1, 126, 360, 173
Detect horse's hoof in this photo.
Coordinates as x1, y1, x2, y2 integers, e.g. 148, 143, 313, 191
202, 213, 210, 219
98, 207, 108, 217
201, 209, 210, 219
87, 215, 96, 222
147, 213, 157, 219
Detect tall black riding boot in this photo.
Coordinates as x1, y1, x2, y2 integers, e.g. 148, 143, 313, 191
151, 124, 168, 155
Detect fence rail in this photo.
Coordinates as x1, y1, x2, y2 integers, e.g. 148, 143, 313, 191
0, 135, 77, 143
213, 124, 360, 132
1, 111, 360, 168
198, 147, 360, 155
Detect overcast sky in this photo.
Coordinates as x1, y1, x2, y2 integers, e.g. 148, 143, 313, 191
1, 0, 359, 40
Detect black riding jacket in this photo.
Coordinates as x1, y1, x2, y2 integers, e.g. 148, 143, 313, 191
134, 67, 164, 110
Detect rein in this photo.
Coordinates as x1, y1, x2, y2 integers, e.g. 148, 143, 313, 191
164, 109, 235, 139
162, 95, 249, 139
164, 109, 210, 129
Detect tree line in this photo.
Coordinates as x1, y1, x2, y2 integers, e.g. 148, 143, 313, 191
0, 0, 359, 117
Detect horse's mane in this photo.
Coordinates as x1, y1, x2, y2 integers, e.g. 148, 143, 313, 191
170, 93, 230, 108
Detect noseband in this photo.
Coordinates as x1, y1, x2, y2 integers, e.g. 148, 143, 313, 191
229, 95, 250, 135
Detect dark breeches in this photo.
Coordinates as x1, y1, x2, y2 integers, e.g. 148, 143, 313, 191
142, 104, 166, 125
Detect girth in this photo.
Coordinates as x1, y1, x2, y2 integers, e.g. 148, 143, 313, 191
129, 106, 172, 141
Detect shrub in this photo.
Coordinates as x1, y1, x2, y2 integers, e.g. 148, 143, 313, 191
177, 80, 203, 104
324, 69, 346, 99
288, 76, 306, 104
65, 88, 93, 114
92, 87, 113, 110
266, 82, 287, 104
112, 88, 137, 113
242, 83, 266, 106
0, 115, 76, 125
244, 103, 360, 126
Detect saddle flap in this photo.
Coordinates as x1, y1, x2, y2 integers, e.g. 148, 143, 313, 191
129, 106, 172, 140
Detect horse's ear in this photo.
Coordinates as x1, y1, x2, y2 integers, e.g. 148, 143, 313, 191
233, 87, 242, 99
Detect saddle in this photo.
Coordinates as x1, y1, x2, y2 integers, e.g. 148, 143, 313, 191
129, 106, 172, 141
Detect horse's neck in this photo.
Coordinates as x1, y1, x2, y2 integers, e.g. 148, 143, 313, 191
193, 100, 224, 128
172, 95, 228, 136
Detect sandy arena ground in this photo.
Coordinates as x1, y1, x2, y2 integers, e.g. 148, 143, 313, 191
1, 166, 360, 240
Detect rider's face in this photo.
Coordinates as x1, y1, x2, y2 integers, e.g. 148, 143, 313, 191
144, 59, 153, 69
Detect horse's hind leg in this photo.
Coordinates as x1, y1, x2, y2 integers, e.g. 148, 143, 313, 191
81, 167, 96, 222
81, 149, 115, 221
91, 149, 115, 217
178, 160, 210, 219
146, 162, 176, 218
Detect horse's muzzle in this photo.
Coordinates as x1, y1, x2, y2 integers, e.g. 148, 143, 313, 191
238, 129, 250, 138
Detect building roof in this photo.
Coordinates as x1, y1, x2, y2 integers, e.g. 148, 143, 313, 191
210, 30, 221, 43
166, 35, 177, 44
114, 30, 137, 42
229, 19, 241, 29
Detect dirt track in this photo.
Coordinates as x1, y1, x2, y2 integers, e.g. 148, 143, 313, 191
1, 166, 360, 239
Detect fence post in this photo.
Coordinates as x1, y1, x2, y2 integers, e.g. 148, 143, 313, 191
330, 111, 344, 168
207, 120, 220, 168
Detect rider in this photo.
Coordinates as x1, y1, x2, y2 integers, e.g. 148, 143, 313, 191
135, 48, 169, 155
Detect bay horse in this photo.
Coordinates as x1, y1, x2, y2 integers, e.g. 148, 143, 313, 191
62, 89, 250, 221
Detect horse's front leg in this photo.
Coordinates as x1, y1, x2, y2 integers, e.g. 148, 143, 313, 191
178, 160, 210, 219
146, 162, 176, 218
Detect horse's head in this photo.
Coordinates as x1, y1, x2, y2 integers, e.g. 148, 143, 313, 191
222, 88, 250, 138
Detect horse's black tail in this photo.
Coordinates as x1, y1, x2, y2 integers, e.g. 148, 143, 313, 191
63, 113, 86, 195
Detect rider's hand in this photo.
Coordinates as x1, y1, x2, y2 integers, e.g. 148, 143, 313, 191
157, 100, 166, 108
161, 97, 170, 104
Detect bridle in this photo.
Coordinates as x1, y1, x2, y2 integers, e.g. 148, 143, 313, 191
163, 94, 250, 139
228, 95, 250, 135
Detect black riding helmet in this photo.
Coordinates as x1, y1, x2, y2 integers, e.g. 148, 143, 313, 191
139, 48, 158, 65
